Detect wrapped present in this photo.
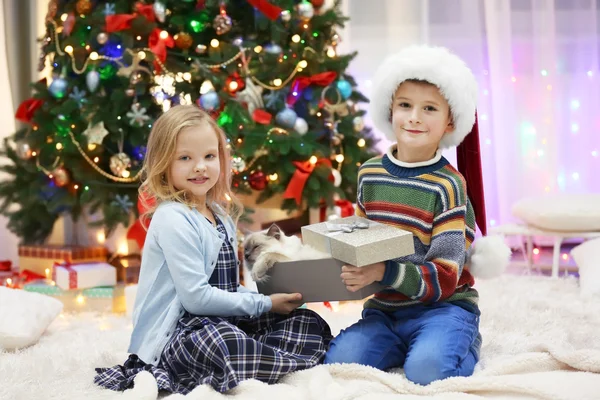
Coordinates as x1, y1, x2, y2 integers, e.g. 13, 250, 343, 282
1, 269, 45, 289
23, 280, 126, 313
52, 261, 116, 290
109, 254, 141, 284
300, 216, 415, 267
18, 245, 107, 278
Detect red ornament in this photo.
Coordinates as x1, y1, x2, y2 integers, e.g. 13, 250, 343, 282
249, 171, 268, 191
225, 72, 245, 94
310, 0, 325, 8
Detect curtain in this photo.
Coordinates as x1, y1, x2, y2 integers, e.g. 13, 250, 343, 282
346, 0, 600, 228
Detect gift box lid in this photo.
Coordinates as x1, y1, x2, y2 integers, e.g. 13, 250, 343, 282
18, 245, 107, 260
301, 216, 415, 267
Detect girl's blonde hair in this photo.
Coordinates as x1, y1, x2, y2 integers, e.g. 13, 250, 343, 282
138, 104, 243, 224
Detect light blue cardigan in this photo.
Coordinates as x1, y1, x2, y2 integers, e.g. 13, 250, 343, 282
128, 201, 272, 364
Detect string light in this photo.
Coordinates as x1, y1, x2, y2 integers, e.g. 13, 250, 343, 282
74, 184, 79, 190
540, 69, 548, 76
159, 30, 169, 40
291, 34, 301, 43
60, 13, 68, 21
121, 171, 131, 178
511, 76, 517, 83
65, 45, 74, 54
254, 45, 263, 53
87, 144, 97, 151
570, 100, 580, 110
76, 294, 85, 305
562, 253, 569, 260
31, 151, 37, 156
309, 156, 318, 165
335, 154, 345, 163
138, 51, 146, 60
211, 39, 220, 48
327, 47, 336, 58
357, 138, 366, 147
56, 143, 63, 150
90, 51, 98, 60
93, 157, 99, 163
96, 230, 107, 246
298, 60, 308, 69
269, 173, 278, 181
273, 78, 282, 86
533, 248, 540, 255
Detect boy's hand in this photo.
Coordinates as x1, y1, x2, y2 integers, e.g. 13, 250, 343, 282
269, 293, 303, 314
341, 262, 386, 292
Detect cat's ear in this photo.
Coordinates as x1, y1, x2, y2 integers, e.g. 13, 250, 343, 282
266, 224, 282, 240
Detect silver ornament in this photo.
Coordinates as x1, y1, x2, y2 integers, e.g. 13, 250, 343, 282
297, 1, 314, 20
294, 117, 309, 135
86, 70, 100, 92
275, 108, 297, 129
97, 32, 108, 45
353, 116, 365, 132
236, 78, 263, 114
231, 156, 246, 173
15, 140, 32, 160
110, 153, 131, 176
153, 1, 167, 23
213, 14, 232, 35
232, 37, 243, 47
196, 44, 207, 54
280, 10, 291, 22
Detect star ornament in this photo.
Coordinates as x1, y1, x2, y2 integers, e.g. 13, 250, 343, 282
83, 121, 109, 145
127, 103, 151, 127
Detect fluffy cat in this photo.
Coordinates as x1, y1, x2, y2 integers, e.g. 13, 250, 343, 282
243, 224, 329, 282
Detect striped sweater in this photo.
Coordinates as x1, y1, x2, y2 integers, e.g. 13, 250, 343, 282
357, 147, 479, 314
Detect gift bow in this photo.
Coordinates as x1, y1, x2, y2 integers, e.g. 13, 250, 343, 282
15, 98, 44, 123
148, 28, 174, 71
105, 3, 155, 32
283, 158, 332, 205
325, 221, 369, 233
246, 0, 283, 21
287, 72, 337, 105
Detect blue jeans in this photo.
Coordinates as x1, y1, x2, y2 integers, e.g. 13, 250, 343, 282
324, 302, 481, 385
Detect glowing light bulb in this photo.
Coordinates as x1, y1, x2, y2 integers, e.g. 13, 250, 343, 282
159, 30, 169, 40
90, 52, 99, 60
269, 173, 278, 181
309, 156, 318, 165
211, 39, 220, 48
298, 60, 308, 69
291, 34, 301, 43
138, 51, 146, 60
273, 78, 283, 87
64, 45, 74, 54
335, 154, 345, 163
357, 138, 366, 147
533, 248, 540, 255
56, 143, 63, 150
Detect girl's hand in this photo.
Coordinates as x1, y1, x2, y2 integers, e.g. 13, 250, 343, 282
269, 293, 303, 314
341, 262, 386, 292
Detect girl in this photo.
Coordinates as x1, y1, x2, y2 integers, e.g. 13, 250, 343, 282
94, 105, 332, 395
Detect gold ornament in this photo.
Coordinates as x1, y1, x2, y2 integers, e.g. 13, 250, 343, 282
52, 166, 70, 187
213, 13, 232, 35
110, 153, 131, 177
76, 0, 93, 15
174, 32, 194, 50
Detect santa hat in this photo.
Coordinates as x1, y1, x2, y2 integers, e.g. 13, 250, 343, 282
369, 45, 485, 235
369, 46, 510, 278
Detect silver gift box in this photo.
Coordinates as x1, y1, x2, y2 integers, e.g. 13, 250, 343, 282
300, 216, 414, 267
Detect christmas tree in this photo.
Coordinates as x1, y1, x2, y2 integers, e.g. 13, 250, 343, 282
0, 0, 378, 244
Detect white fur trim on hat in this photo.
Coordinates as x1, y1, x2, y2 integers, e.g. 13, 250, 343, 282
369, 46, 478, 149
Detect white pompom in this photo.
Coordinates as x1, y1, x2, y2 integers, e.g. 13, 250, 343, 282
466, 235, 512, 279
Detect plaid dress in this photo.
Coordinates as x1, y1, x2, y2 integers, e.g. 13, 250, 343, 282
94, 216, 332, 395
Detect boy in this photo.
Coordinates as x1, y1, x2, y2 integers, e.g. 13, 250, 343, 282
324, 46, 509, 385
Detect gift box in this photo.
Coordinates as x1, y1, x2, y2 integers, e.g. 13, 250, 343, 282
18, 245, 107, 278
23, 280, 126, 313
52, 262, 116, 290
109, 254, 141, 284
256, 217, 415, 303
300, 216, 415, 267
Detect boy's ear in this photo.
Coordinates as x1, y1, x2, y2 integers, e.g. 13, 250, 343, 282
266, 224, 282, 240
445, 120, 455, 134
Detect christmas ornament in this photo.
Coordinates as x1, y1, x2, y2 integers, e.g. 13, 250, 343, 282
275, 107, 297, 129
126, 88, 136, 96
297, 1, 314, 20
198, 91, 220, 111
174, 32, 193, 50
52, 166, 70, 187
353, 116, 365, 132
336, 79, 352, 99
311, 0, 325, 8
294, 117, 308, 135
15, 140, 32, 160
195, 44, 208, 54
127, 103, 151, 127
76, 0, 93, 15
68, 86, 86, 108
83, 121, 109, 145
224, 74, 243, 94
249, 171, 267, 191
103, 3, 116, 16
213, 11, 232, 35
280, 10, 291, 22
236, 78, 264, 114
111, 194, 134, 212
231, 156, 246, 173
86, 70, 100, 92
153, 1, 167, 23
63, 13, 76, 36
330, 168, 342, 187
232, 37, 243, 47
48, 76, 68, 98
264, 43, 282, 55
97, 32, 109, 45
110, 153, 131, 176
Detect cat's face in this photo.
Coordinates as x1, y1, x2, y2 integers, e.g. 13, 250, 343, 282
243, 224, 283, 269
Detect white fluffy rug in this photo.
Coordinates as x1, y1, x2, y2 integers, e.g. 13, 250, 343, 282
2, 275, 600, 400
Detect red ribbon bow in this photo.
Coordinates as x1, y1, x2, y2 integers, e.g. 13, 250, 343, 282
105, 3, 155, 32
15, 98, 44, 123
52, 261, 78, 289
246, 0, 283, 21
283, 158, 332, 205
0, 260, 12, 272
287, 71, 337, 105
149, 28, 174, 72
